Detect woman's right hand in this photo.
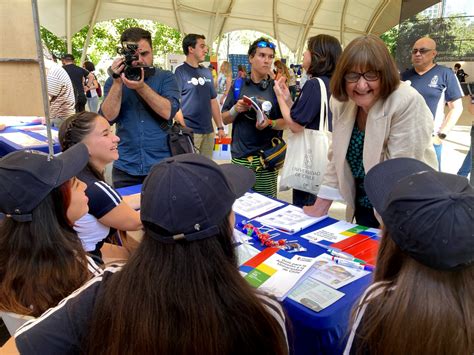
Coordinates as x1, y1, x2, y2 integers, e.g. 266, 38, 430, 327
273, 77, 291, 105
303, 197, 333, 217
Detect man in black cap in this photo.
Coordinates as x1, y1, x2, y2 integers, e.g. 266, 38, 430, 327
62, 54, 89, 113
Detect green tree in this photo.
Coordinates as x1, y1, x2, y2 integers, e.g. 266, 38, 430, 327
384, 14, 474, 70
40, 19, 184, 66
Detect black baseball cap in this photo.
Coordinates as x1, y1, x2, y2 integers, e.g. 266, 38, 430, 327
140, 154, 255, 243
0, 143, 89, 222
365, 158, 474, 271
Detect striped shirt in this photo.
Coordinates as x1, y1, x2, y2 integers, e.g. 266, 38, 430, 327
47, 64, 75, 120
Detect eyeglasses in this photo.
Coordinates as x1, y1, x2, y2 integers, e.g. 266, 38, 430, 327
256, 41, 276, 50
344, 71, 380, 83
411, 48, 434, 55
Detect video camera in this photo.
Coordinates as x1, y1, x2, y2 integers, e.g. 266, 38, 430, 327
116, 42, 155, 81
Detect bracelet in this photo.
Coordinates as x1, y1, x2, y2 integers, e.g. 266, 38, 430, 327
229, 106, 238, 119
268, 119, 276, 129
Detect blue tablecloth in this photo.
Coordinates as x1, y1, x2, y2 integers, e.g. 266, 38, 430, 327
117, 185, 374, 355
0, 126, 61, 157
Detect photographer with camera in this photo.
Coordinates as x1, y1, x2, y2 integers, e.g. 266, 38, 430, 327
101, 27, 180, 188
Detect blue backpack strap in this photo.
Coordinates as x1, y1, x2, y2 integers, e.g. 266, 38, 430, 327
233, 77, 243, 100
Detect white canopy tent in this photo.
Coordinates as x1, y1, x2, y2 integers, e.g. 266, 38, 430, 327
38, 0, 438, 61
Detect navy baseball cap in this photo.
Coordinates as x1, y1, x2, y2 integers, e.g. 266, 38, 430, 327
0, 143, 89, 222
365, 158, 474, 271
140, 154, 255, 243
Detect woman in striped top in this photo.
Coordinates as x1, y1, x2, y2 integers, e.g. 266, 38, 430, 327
59, 112, 142, 260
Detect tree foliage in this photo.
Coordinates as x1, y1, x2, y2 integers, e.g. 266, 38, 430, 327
381, 14, 474, 70
40, 19, 184, 66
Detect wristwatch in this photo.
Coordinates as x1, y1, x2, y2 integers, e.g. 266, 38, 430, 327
217, 127, 224, 131
437, 132, 447, 140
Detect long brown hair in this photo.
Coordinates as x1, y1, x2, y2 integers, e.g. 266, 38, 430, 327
85, 212, 288, 354
350, 230, 474, 355
0, 183, 90, 317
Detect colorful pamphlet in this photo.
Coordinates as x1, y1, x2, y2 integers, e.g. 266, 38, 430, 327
288, 269, 345, 312
301, 220, 372, 243
235, 242, 261, 267
255, 205, 327, 233
232, 192, 284, 219
240, 247, 317, 300
310, 254, 370, 289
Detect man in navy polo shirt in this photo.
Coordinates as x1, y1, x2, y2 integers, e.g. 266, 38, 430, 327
174, 34, 226, 159
401, 37, 463, 170
101, 27, 180, 188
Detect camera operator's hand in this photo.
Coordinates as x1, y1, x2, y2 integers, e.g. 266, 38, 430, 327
109, 58, 125, 81
121, 68, 145, 91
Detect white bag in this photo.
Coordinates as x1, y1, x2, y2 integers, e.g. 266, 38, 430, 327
279, 78, 331, 194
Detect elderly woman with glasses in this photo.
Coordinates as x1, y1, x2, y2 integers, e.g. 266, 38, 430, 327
304, 35, 437, 227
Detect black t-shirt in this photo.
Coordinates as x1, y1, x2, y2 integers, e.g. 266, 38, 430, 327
63, 64, 89, 100
222, 78, 282, 158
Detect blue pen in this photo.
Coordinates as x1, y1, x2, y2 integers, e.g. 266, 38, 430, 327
331, 256, 374, 272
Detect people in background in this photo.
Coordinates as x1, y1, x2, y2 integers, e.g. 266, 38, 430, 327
222, 37, 286, 198
344, 157, 474, 355
62, 54, 89, 113
454, 62, 469, 83
43, 46, 75, 128
101, 27, 180, 188
304, 35, 437, 228
0, 144, 102, 334
217, 60, 233, 106
237, 64, 247, 79
273, 60, 291, 86
274, 34, 342, 207
401, 37, 463, 171
83, 61, 99, 113
174, 34, 226, 159
59, 112, 142, 261
288, 64, 298, 101
15, 154, 288, 355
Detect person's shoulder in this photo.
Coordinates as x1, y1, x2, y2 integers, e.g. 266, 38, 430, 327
401, 68, 415, 80
387, 81, 422, 104
77, 167, 97, 185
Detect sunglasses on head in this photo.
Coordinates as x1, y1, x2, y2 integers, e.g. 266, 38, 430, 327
256, 41, 276, 50
411, 48, 433, 55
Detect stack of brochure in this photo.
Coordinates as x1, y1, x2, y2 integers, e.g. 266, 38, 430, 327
256, 205, 327, 233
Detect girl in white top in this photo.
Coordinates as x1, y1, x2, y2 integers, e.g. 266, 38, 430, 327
59, 112, 142, 260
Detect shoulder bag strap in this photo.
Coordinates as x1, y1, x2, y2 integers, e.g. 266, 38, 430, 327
315, 77, 328, 132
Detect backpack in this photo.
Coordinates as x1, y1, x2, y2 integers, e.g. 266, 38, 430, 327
94, 74, 102, 97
